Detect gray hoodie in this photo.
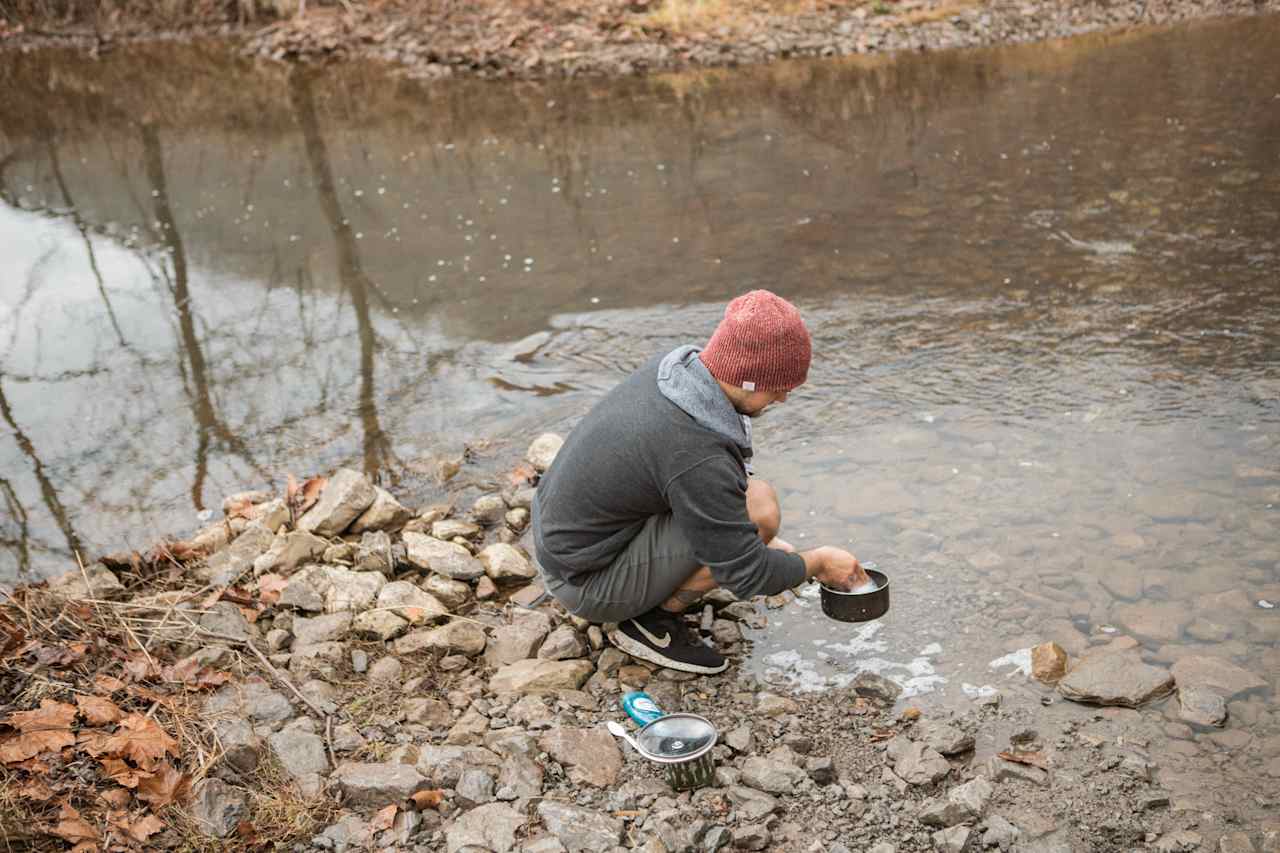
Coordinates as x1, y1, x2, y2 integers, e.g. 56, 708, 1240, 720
532, 347, 806, 600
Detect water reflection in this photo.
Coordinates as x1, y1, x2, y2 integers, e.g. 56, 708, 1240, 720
0, 16, 1277, 598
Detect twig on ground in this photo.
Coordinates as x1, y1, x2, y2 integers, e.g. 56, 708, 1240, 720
194, 626, 332, 721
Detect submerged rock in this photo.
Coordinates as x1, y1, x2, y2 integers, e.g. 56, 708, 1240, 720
1170, 655, 1267, 700
1058, 652, 1173, 707
1178, 686, 1228, 727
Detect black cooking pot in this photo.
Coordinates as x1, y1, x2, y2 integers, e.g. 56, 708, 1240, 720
820, 569, 890, 622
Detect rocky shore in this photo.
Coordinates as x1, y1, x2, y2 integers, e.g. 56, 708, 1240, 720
1, 0, 1275, 80
2, 433, 1276, 852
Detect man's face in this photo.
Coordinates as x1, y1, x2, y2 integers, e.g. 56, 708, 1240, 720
735, 389, 790, 418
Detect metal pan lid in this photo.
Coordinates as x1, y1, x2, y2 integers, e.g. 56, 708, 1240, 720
634, 713, 718, 763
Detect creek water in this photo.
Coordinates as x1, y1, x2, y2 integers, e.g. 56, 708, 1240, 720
2, 13, 1278, 823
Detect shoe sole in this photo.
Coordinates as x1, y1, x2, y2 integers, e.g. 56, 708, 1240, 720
608, 628, 729, 676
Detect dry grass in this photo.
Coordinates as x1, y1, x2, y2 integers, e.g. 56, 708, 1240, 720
640, 0, 738, 32
895, 0, 981, 25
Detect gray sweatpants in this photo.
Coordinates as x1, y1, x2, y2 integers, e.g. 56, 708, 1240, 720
540, 513, 700, 624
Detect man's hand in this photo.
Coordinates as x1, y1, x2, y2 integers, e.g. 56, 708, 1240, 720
801, 546, 870, 590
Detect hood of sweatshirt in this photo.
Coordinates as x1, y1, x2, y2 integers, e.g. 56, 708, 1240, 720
656, 345, 752, 455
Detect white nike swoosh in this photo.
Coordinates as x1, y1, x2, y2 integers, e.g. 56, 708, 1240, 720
632, 621, 671, 649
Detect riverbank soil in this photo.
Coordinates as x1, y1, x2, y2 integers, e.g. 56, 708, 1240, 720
1, 0, 1275, 78
2, 450, 1276, 852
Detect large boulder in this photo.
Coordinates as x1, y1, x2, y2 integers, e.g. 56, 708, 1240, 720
490, 659, 594, 694
538, 727, 623, 787
403, 533, 485, 580
1058, 652, 1174, 707
298, 469, 377, 537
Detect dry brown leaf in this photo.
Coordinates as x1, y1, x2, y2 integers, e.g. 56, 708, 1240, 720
77, 728, 114, 757
17, 777, 55, 801
93, 674, 126, 694
998, 750, 1050, 770
300, 476, 327, 512
0, 730, 76, 763
225, 497, 257, 520
370, 803, 397, 832
102, 714, 178, 771
69, 843, 98, 853
410, 788, 445, 810
100, 788, 131, 808
100, 756, 151, 788
125, 812, 166, 843
0, 612, 26, 658
77, 695, 124, 725
7, 698, 77, 731
239, 605, 263, 624
165, 539, 206, 562
50, 802, 99, 845
136, 762, 190, 807
508, 462, 537, 486
258, 574, 289, 606
162, 658, 232, 690
35, 642, 88, 667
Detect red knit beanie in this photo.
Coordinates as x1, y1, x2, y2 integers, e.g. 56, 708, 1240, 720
700, 290, 811, 392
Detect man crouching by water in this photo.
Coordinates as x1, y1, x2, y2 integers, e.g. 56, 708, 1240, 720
532, 290, 869, 675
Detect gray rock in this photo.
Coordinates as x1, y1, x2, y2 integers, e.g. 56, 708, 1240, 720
1171, 656, 1267, 700
539, 726, 623, 787
317, 814, 373, 852
201, 523, 274, 585
205, 679, 295, 724
933, 825, 970, 852
456, 768, 496, 807
805, 755, 837, 785
446, 802, 527, 853
732, 824, 771, 851
538, 625, 588, 661
411, 744, 503, 787
704, 826, 733, 851
853, 671, 903, 703
350, 486, 413, 533
755, 692, 799, 717
368, 655, 403, 685
432, 518, 483, 540
893, 740, 951, 786
253, 530, 328, 576
265, 628, 291, 652
498, 753, 544, 799
215, 718, 262, 773
727, 786, 780, 821
868, 845, 896, 853
527, 433, 564, 473
725, 724, 753, 753
472, 494, 508, 525
298, 468, 377, 536
288, 641, 346, 679
490, 659, 594, 693
947, 776, 993, 818
1178, 686, 1228, 727
536, 802, 622, 852
352, 609, 409, 641
740, 756, 807, 794
190, 778, 248, 837
479, 543, 537, 581
395, 621, 487, 657
487, 622, 550, 668
921, 722, 975, 756
403, 532, 485, 580
446, 707, 490, 745
1220, 834, 1257, 853
267, 728, 329, 794
424, 574, 472, 609
377, 581, 448, 624
293, 612, 352, 646
710, 619, 741, 646
331, 723, 366, 753
983, 756, 1049, 787
199, 600, 253, 642
596, 647, 627, 676
1058, 651, 1174, 707
322, 568, 386, 612
982, 815, 1021, 850
404, 697, 453, 727
332, 761, 427, 807
354, 530, 395, 573
1154, 830, 1203, 852
278, 566, 327, 611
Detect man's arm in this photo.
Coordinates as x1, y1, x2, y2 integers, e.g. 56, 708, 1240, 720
799, 546, 870, 591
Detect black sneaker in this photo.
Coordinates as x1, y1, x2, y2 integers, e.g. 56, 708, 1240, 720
609, 608, 728, 675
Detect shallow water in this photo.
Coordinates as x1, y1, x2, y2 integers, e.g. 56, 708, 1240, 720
2, 12, 1278, 822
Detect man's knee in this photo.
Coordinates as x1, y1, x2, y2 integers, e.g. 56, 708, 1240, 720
746, 478, 781, 543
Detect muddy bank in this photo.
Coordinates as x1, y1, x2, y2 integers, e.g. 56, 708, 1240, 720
3, 439, 1276, 852
2, 0, 1276, 79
